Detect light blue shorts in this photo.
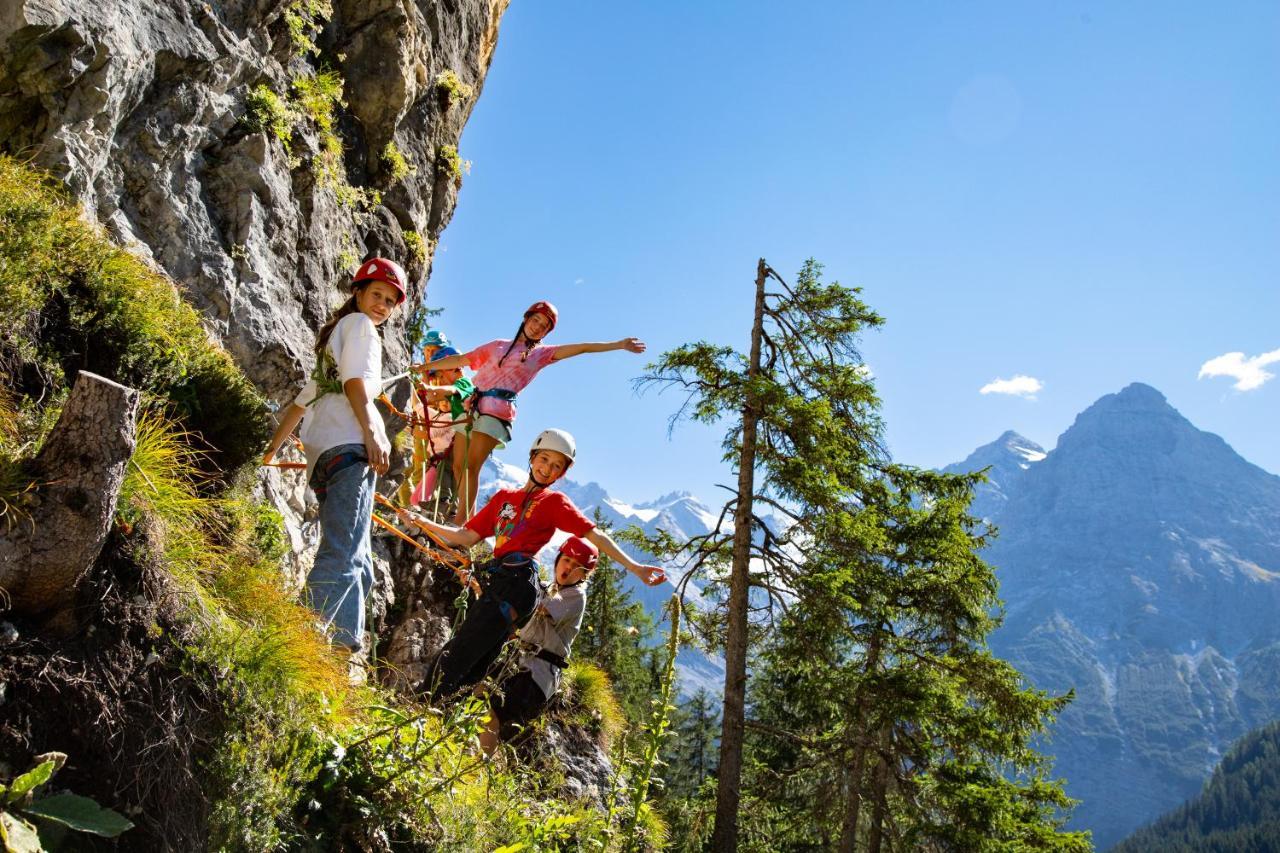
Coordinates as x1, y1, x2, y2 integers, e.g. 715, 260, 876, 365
454, 413, 511, 448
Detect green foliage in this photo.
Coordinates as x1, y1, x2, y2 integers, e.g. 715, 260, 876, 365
576, 518, 661, 726
0, 155, 269, 473
244, 84, 296, 152
284, 0, 333, 57
642, 259, 1085, 848
561, 662, 625, 746
0, 755, 133, 850
292, 69, 345, 185
739, 463, 1091, 850
382, 141, 415, 182
405, 303, 445, 352
660, 689, 719, 801
435, 70, 475, 106
1112, 719, 1280, 852
620, 596, 681, 851
403, 229, 429, 264
437, 144, 470, 183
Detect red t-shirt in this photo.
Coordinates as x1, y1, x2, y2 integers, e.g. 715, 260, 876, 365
464, 486, 594, 558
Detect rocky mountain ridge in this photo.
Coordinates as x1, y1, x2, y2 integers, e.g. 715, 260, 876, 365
949, 383, 1280, 849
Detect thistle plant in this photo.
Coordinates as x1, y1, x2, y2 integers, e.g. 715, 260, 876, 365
621, 594, 681, 850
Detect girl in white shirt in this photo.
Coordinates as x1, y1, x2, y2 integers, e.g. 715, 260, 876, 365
263, 258, 407, 654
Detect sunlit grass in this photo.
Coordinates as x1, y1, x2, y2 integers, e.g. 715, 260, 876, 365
562, 661, 626, 748
0, 154, 268, 473
121, 405, 354, 718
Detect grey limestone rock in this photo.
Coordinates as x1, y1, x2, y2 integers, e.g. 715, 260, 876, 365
0, 0, 509, 640
0, 0, 508, 402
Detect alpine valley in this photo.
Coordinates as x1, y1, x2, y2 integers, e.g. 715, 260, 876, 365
945, 383, 1280, 849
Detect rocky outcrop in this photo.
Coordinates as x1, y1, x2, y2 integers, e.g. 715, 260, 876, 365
0, 0, 508, 403
0, 0, 509, 622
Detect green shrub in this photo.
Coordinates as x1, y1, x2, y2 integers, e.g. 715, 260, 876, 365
562, 662, 625, 747
403, 230, 429, 264
436, 144, 470, 183
0, 155, 269, 474
244, 84, 296, 152
292, 69, 345, 187
381, 141, 414, 182
284, 0, 333, 57
434, 70, 474, 106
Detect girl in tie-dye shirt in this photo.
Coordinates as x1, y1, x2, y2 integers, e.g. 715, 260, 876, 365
428, 300, 647, 523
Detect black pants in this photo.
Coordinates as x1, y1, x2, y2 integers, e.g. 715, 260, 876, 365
428, 555, 541, 701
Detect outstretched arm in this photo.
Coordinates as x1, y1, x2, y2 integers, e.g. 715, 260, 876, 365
585, 527, 666, 586
263, 403, 307, 464
397, 508, 484, 549
550, 338, 646, 362
422, 353, 469, 372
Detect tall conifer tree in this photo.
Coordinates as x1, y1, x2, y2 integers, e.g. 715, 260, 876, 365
639, 258, 884, 849
744, 466, 1090, 851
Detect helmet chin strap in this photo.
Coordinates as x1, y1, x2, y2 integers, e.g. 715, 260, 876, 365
528, 466, 553, 489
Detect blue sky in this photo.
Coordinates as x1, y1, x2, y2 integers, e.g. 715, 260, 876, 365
425, 1, 1280, 504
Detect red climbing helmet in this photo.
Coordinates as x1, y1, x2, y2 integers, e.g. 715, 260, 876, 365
352, 257, 407, 305
523, 300, 558, 332
558, 535, 599, 573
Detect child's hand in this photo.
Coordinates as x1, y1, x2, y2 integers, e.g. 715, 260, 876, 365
620, 337, 646, 354
419, 386, 451, 402
637, 565, 666, 586
365, 426, 391, 475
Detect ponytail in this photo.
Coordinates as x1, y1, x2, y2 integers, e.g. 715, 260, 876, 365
497, 320, 532, 368
316, 292, 361, 357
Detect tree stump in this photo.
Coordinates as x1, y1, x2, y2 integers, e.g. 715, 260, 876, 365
0, 372, 139, 621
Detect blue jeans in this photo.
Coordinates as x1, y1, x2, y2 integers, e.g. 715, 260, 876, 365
305, 444, 375, 650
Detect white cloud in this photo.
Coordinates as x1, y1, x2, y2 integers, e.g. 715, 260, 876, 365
1198, 348, 1280, 392
980, 374, 1043, 399
573, 278, 585, 285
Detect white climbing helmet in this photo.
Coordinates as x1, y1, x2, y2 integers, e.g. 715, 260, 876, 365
529, 428, 576, 468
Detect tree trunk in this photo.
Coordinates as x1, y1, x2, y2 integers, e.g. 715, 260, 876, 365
838, 632, 883, 853
710, 258, 768, 852
0, 371, 139, 623
866, 726, 892, 853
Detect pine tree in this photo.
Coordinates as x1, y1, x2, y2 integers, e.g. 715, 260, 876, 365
576, 515, 659, 726
743, 466, 1090, 852
639, 258, 884, 849
663, 688, 721, 799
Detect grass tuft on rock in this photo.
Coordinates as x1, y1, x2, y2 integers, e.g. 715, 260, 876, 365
0, 155, 269, 474
561, 661, 626, 748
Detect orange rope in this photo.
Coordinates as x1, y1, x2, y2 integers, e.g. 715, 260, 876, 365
371, 513, 480, 596
265, 461, 307, 470
373, 492, 473, 567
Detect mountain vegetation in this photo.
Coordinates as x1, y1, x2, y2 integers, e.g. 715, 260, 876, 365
1112, 719, 1280, 852
638, 259, 1087, 851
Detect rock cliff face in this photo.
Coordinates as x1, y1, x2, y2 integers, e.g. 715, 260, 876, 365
1, 0, 508, 607
0, 0, 507, 402
950, 384, 1280, 849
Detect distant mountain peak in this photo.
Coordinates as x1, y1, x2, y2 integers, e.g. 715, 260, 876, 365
1098, 381, 1173, 411
1057, 383, 1199, 454
637, 490, 698, 509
